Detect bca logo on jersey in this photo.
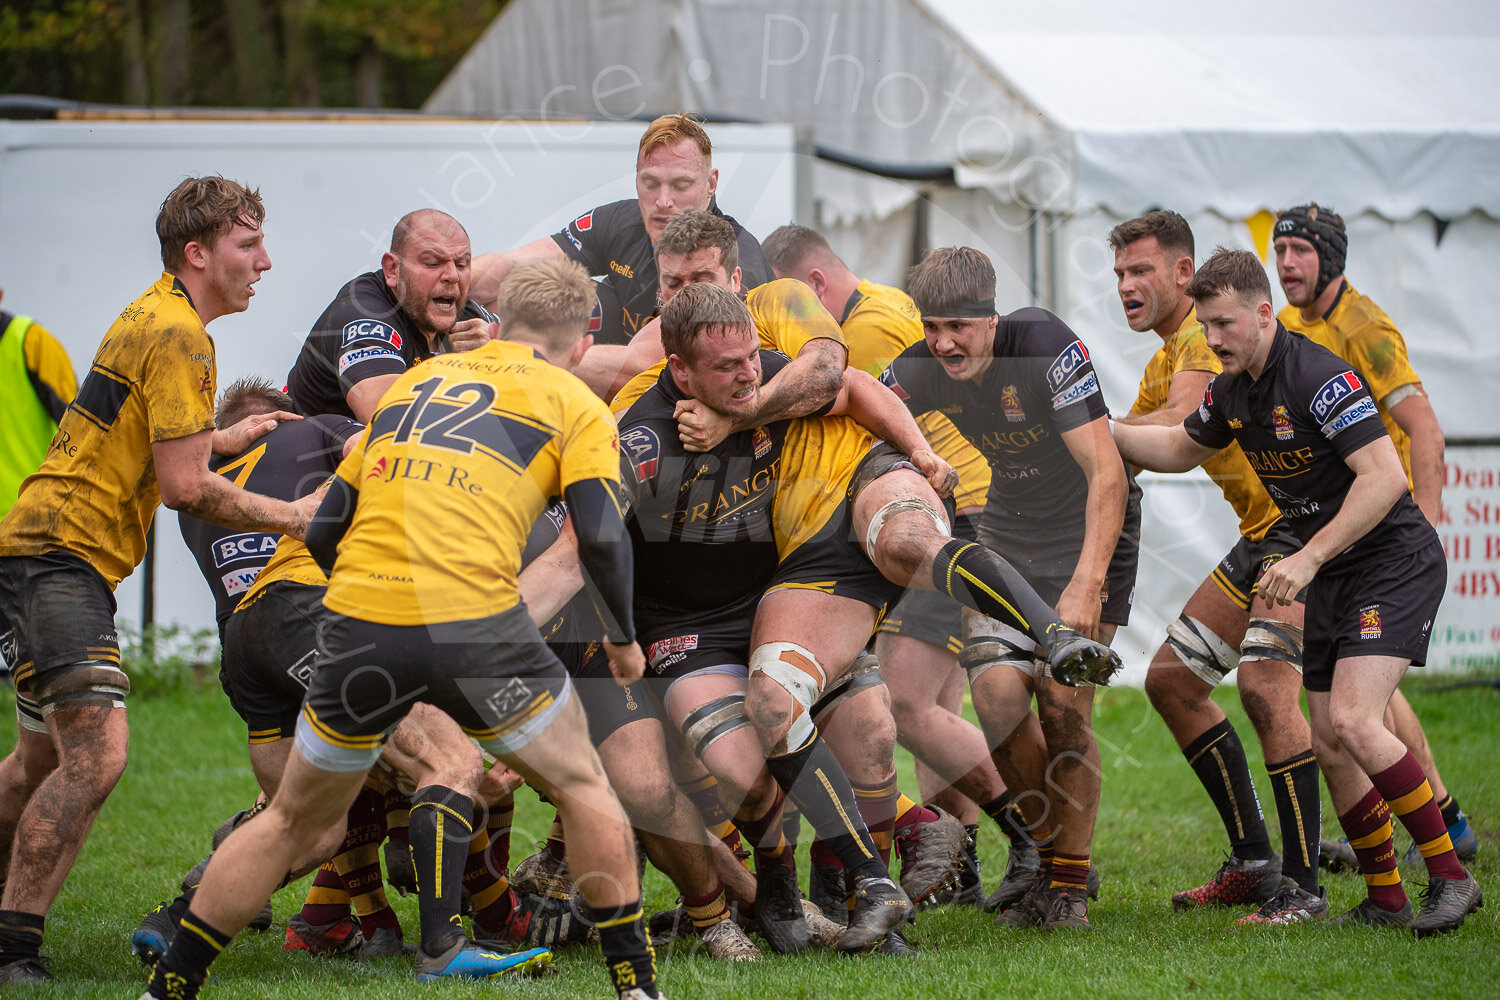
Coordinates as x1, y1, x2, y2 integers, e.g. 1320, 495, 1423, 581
1046, 340, 1091, 392
1310, 371, 1363, 423
341, 319, 402, 349
574, 211, 594, 232
878, 366, 909, 401
620, 425, 661, 480
214, 532, 279, 568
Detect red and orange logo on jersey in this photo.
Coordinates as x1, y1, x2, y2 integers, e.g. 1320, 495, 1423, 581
366, 456, 387, 480
753, 427, 772, 458
1001, 385, 1025, 422
1273, 405, 1293, 441
1359, 605, 1382, 639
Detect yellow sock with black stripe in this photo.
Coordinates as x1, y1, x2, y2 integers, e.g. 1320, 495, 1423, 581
149, 910, 232, 1000
409, 785, 475, 958
585, 900, 658, 999
931, 538, 1060, 639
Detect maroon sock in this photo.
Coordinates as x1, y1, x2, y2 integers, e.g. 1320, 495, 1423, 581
1337, 786, 1407, 912
1370, 752, 1466, 881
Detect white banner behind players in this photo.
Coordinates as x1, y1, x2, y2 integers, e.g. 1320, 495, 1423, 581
1429, 445, 1500, 670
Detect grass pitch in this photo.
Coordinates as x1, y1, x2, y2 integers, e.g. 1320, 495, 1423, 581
1, 671, 1494, 999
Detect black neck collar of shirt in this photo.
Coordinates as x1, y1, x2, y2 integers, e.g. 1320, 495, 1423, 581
171, 275, 195, 310
839, 285, 865, 326
1255, 321, 1294, 380
1321, 279, 1349, 321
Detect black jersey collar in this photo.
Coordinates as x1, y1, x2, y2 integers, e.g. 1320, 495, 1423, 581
1258, 321, 1294, 377
839, 285, 865, 326
171, 275, 195, 310
1321, 279, 1349, 321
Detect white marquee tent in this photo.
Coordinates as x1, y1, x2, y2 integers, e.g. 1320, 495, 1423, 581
433, 0, 1500, 672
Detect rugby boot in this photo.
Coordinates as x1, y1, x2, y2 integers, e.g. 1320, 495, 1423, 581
1171, 854, 1281, 909
0, 956, 53, 985
1042, 625, 1122, 687
415, 939, 553, 981
512, 844, 576, 903
801, 899, 846, 949
492, 887, 592, 949
874, 927, 918, 955
992, 878, 1047, 929
836, 875, 911, 953
131, 902, 177, 966
621, 990, 670, 1000
646, 906, 688, 947
1236, 877, 1329, 926
358, 926, 416, 958
1330, 896, 1414, 928
699, 919, 761, 961
284, 912, 363, 955
896, 807, 967, 907
1038, 885, 1092, 931
808, 860, 847, 925
1412, 872, 1484, 937
984, 841, 1043, 912
1318, 837, 1360, 874
754, 861, 809, 955
1401, 812, 1479, 866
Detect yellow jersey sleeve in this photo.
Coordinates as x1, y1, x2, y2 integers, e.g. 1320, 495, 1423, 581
841, 279, 920, 377
143, 324, 217, 443
746, 279, 847, 357
611, 361, 667, 415
22, 320, 78, 417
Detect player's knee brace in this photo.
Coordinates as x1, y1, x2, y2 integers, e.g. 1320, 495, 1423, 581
14, 691, 46, 734
1240, 617, 1304, 671
1165, 614, 1239, 686
681, 692, 752, 759
749, 642, 824, 756
810, 651, 882, 724
864, 496, 950, 556
959, 614, 1038, 684
33, 659, 129, 715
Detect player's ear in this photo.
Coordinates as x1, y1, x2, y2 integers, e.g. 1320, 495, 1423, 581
380, 252, 401, 290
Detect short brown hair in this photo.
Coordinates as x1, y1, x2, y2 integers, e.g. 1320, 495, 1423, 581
497, 258, 598, 355
761, 224, 839, 275
216, 375, 289, 429
906, 247, 995, 315
1108, 210, 1194, 262
660, 282, 754, 362
655, 208, 739, 276
638, 112, 712, 165
157, 176, 265, 272
1185, 246, 1272, 305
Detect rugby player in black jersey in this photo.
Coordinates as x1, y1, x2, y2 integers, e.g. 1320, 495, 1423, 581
1114, 247, 1481, 936
881, 247, 1138, 931
286, 209, 499, 421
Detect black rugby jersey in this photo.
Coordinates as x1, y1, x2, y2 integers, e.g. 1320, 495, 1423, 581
179, 414, 361, 629
881, 307, 1110, 532
552, 197, 774, 345
1183, 325, 1434, 574
616, 351, 797, 615
285, 271, 498, 419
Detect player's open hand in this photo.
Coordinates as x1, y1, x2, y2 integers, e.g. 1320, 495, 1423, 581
447, 318, 498, 353
213, 409, 302, 456
604, 640, 647, 684
1258, 549, 1318, 607
674, 398, 735, 452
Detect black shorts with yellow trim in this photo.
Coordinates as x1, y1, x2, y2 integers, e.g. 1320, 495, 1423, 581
1210, 520, 1306, 611
977, 478, 1142, 627
295, 602, 571, 773
768, 443, 909, 612
0, 551, 124, 699
1302, 538, 1445, 694
221, 580, 325, 744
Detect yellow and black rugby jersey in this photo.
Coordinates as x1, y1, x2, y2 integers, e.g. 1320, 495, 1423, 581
0, 274, 216, 588
322, 340, 620, 626
1278, 282, 1420, 486
1129, 310, 1279, 541
840, 279, 990, 512
611, 280, 849, 415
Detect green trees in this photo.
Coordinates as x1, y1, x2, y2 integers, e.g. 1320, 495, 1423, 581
0, 0, 502, 109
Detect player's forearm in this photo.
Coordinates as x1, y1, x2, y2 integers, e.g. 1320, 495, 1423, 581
842, 369, 930, 457
1072, 465, 1127, 590
1301, 468, 1405, 568
731, 339, 844, 432
172, 477, 309, 540
1112, 420, 1210, 473
1408, 425, 1445, 526
518, 526, 585, 625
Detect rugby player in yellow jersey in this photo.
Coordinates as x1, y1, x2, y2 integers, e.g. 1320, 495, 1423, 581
762, 224, 1037, 911
0, 177, 320, 987
143, 259, 664, 1000
1109, 211, 1323, 924
1274, 203, 1477, 866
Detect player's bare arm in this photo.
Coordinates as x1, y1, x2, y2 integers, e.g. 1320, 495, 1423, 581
1258, 437, 1409, 606
1117, 368, 1214, 427
1113, 419, 1218, 474
676, 335, 846, 451
155, 430, 323, 541
1055, 417, 1129, 638
470, 237, 565, 309
1386, 386, 1445, 525
834, 368, 956, 496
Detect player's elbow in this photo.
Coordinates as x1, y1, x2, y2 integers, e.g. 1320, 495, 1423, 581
158, 474, 209, 512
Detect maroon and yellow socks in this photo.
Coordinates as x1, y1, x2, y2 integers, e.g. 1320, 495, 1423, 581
1337, 786, 1406, 912
683, 885, 730, 930
851, 777, 899, 866
297, 864, 352, 926
682, 774, 748, 862
738, 785, 791, 866
1267, 750, 1321, 892
484, 793, 515, 879
1370, 752, 1465, 881
1183, 719, 1274, 862
1049, 852, 1090, 892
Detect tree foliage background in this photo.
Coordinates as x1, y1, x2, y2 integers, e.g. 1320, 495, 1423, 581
0, 0, 504, 110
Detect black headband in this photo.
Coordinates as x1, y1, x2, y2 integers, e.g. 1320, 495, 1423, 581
1275, 204, 1347, 298
921, 299, 997, 319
